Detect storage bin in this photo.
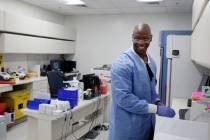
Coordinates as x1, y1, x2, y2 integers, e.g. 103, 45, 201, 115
27, 98, 50, 110
58, 88, 78, 108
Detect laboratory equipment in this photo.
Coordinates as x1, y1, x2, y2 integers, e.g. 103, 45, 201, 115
61, 60, 76, 73
47, 71, 67, 98
0, 72, 11, 80
50, 60, 62, 71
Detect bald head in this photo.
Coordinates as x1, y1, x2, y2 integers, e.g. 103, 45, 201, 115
133, 23, 151, 37
132, 23, 152, 58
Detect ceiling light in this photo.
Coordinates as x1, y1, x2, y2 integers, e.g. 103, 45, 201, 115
137, 0, 163, 2
64, 0, 85, 5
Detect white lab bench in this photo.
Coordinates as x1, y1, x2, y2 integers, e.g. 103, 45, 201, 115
22, 94, 110, 140
0, 77, 50, 98
0, 84, 13, 93
154, 101, 210, 140
154, 116, 209, 140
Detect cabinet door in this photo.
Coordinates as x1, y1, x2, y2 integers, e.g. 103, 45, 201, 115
0, 10, 4, 30
192, 0, 209, 29
4, 12, 75, 40
191, 1, 210, 69
0, 33, 75, 54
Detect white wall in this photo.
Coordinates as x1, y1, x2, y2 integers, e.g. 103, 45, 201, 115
65, 13, 192, 79
3, 54, 60, 72
0, 0, 65, 24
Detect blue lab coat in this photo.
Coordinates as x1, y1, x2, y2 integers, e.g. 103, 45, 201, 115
109, 48, 159, 140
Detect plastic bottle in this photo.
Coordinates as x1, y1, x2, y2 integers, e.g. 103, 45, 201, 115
99, 75, 108, 95
70, 77, 79, 89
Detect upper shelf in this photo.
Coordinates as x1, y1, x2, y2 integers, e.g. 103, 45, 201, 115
0, 10, 75, 41
0, 33, 75, 54
0, 10, 76, 54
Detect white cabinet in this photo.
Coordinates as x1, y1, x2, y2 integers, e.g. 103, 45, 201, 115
0, 11, 76, 54
191, 1, 210, 69
0, 11, 4, 31
0, 11, 75, 40
0, 33, 75, 54
192, 0, 209, 29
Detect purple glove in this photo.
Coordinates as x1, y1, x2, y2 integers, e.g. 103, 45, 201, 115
157, 106, 176, 118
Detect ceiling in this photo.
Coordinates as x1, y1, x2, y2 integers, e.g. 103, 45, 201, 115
20, 0, 194, 15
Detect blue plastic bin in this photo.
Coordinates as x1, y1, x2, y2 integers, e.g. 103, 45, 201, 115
58, 88, 78, 108
58, 88, 78, 99
34, 98, 51, 104
27, 98, 50, 110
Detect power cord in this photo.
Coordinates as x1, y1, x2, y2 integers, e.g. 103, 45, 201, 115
61, 113, 68, 140
61, 92, 103, 140
88, 93, 101, 132
70, 109, 79, 140
92, 94, 101, 129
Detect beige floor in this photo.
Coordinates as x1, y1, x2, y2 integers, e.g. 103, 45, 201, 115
7, 121, 109, 140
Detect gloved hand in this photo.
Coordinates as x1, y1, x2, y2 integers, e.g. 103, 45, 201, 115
157, 106, 176, 118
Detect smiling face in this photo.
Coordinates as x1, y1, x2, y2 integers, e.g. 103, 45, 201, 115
132, 23, 152, 57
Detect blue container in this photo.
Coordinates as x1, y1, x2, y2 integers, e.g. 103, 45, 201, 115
58, 88, 78, 99
34, 98, 51, 104
27, 100, 40, 110
58, 88, 78, 108
27, 98, 50, 110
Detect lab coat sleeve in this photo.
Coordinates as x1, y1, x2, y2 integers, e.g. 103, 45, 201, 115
111, 61, 149, 115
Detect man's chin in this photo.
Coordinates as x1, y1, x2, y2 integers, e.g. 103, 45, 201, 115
137, 50, 146, 56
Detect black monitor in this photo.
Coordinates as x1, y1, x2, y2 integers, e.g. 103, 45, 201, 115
82, 74, 100, 92
61, 61, 76, 73
47, 71, 67, 98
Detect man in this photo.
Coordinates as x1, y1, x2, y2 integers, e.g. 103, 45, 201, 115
109, 23, 175, 140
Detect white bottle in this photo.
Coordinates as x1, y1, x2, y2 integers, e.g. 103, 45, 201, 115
70, 77, 79, 89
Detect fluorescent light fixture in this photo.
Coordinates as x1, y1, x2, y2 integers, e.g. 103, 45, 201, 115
137, 0, 163, 2
65, 0, 85, 5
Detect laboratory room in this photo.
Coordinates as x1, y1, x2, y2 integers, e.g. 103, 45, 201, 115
0, 0, 210, 140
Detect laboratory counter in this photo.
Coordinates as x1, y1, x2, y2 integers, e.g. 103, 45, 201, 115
22, 93, 110, 140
